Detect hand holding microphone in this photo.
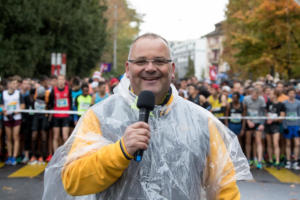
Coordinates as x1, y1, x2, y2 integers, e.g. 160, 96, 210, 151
123, 91, 155, 162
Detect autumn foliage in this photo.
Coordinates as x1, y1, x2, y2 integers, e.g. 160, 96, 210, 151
223, 0, 300, 79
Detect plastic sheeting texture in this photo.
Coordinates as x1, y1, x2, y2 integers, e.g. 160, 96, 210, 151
43, 76, 252, 200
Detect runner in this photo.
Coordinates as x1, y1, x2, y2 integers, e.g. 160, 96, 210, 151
74, 83, 92, 124
243, 88, 266, 169
48, 75, 72, 152
1, 77, 25, 165
91, 81, 109, 105
29, 86, 48, 165
283, 88, 300, 170
225, 92, 246, 145
265, 89, 285, 169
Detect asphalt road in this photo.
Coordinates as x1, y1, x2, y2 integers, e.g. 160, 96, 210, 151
0, 164, 300, 200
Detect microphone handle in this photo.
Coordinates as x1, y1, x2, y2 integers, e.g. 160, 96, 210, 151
134, 108, 150, 162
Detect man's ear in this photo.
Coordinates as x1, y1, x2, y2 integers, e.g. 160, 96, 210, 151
125, 61, 130, 78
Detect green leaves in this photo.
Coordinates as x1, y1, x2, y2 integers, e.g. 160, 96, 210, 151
223, 0, 300, 79
0, 0, 107, 78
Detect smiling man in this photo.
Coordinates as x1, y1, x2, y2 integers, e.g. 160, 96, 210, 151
43, 33, 251, 200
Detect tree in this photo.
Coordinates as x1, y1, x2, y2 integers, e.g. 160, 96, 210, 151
185, 56, 195, 78
223, 0, 300, 79
100, 0, 142, 77
0, 0, 107, 78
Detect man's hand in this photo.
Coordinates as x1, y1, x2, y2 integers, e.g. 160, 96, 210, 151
258, 124, 264, 132
123, 122, 151, 156
247, 120, 255, 128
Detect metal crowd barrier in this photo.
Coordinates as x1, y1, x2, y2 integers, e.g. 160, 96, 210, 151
219, 116, 300, 120
15, 109, 83, 115
13, 109, 300, 120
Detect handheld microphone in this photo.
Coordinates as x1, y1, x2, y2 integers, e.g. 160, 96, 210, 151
134, 90, 155, 162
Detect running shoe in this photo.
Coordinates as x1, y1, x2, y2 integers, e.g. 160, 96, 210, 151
266, 161, 273, 168
21, 157, 29, 164
38, 157, 45, 165
256, 162, 263, 170
292, 161, 300, 170
5, 157, 12, 165
248, 160, 254, 166
29, 156, 38, 165
11, 157, 17, 166
16, 156, 22, 164
274, 162, 280, 170
46, 154, 52, 162
285, 161, 292, 169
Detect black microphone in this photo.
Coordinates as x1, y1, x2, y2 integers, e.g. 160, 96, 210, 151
134, 90, 155, 162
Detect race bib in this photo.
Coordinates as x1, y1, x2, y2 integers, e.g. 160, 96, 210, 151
287, 112, 297, 121
268, 112, 278, 119
6, 102, 17, 112
56, 98, 68, 108
230, 113, 242, 123
35, 101, 46, 110
248, 109, 258, 116
212, 107, 221, 112
79, 102, 90, 110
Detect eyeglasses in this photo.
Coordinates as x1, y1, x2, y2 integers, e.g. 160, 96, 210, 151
128, 58, 172, 66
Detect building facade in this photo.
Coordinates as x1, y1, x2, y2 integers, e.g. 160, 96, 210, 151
204, 21, 228, 76
170, 38, 208, 80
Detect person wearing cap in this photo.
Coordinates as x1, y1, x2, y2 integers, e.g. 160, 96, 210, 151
208, 84, 231, 121
43, 33, 251, 200
109, 77, 119, 94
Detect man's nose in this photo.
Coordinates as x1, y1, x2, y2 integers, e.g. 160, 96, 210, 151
144, 61, 157, 72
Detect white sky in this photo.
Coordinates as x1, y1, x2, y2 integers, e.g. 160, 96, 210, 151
128, 0, 229, 41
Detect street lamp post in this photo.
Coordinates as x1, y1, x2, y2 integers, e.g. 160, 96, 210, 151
113, 5, 118, 71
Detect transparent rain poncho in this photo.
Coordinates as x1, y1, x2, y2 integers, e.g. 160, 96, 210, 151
43, 76, 252, 200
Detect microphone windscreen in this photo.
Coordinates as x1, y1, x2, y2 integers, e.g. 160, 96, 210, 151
137, 91, 155, 110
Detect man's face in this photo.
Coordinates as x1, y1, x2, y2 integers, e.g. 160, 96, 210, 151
210, 87, 218, 96
98, 84, 106, 94
21, 80, 30, 91
9, 80, 18, 91
288, 90, 295, 100
188, 85, 196, 96
51, 78, 57, 88
180, 80, 187, 89
126, 38, 175, 101
251, 91, 258, 100
233, 83, 241, 93
57, 76, 65, 88
82, 87, 89, 95
276, 83, 284, 94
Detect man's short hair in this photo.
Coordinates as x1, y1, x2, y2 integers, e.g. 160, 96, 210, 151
50, 75, 57, 80
98, 81, 106, 87
287, 88, 296, 94
128, 33, 171, 60
81, 83, 89, 90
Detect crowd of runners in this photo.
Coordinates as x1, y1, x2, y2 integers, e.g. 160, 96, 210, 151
0, 73, 300, 170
